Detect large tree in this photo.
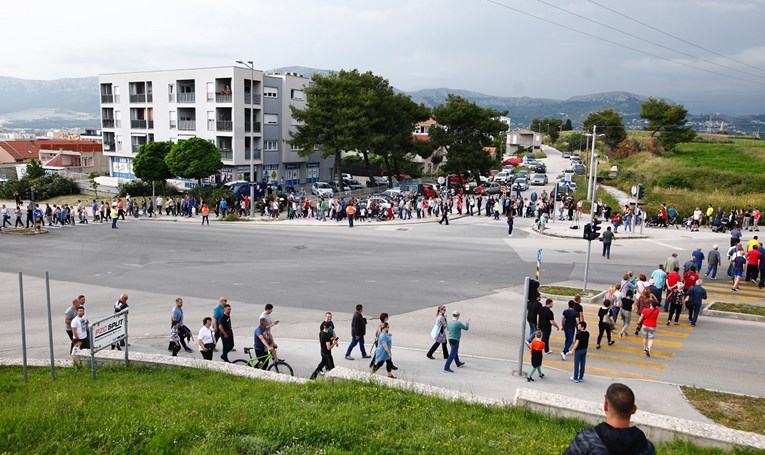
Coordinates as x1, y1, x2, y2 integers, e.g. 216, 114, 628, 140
640, 97, 696, 151
164, 137, 223, 187
428, 94, 508, 181
583, 109, 627, 152
530, 117, 563, 143
133, 141, 173, 187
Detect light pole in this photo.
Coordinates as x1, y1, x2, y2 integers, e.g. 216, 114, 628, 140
236, 60, 256, 218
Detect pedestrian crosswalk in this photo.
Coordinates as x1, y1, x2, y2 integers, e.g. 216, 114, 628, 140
524, 308, 694, 381
703, 279, 763, 303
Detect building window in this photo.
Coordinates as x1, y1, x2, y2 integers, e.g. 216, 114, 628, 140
265, 141, 278, 151
290, 144, 302, 151
290, 89, 304, 100
263, 87, 278, 98
264, 114, 278, 125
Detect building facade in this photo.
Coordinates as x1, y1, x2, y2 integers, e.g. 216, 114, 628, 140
98, 66, 329, 186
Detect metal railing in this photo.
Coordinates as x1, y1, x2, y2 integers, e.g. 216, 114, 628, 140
103, 141, 115, 151
245, 149, 262, 160
169, 120, 177, 129
216, 93, 232, 103
129, 94, 146, 103
102, 119, 115, 128
131, 119, 147, 129
178, 120, 196, 130
101, 94, 114, 103
219, 148, 233, 160
177, 92, 195, 103
245, 93, 262, 105
216, 121, 233, 132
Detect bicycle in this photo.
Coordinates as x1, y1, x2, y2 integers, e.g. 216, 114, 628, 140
233, 347, 294, 376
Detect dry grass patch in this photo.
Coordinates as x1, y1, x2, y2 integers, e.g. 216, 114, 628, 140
709, 302, 765, 317
682, 386, 765, 435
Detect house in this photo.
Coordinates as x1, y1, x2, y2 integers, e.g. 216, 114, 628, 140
0, 139, 108, 179
506, 129, 542, 153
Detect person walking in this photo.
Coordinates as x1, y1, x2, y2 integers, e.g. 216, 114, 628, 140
602, 226, 615, 259
344, 304, 370, 360
525, 294, 542, 346
169, 321, 181, 356
197, 317, 216, 361
526, 330, 546, 382
565, 321, 590, 383
666, 283, 684, 325
64, 296, 85, 352
560, 300, 579, 360
438, 199, 449, 225
371, 322, 395, 378
704, 245, 721, 280
70, 306, 90, 353
537, 299, 559, 354
731, 250, 746, 291
506, 209, 514, 237
596, 300, 615, 349
170, 297, 193, 353
110, 204, 119, 229
443, 310, 470, 373
426, 305, 449, 359
310, 322, 338, 379
637, 300, 661, 357
684, 279, 707, 327
201, 203, 210, 225
217, 304, 234, 362
618, 290, 635, 337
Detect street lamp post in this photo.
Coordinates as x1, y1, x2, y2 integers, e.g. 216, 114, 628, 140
236, 60, 256, 218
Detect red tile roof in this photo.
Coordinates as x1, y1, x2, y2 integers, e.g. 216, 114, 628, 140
0, 141, 40, 162
0, 140, 102, 162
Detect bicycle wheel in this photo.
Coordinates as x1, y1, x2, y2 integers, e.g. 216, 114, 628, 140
268, 360, 294, 376
232, 359, 251, 367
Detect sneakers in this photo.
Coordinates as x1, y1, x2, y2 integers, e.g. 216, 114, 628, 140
526, 376, 535, 382
545, 350, 555, 355
457, 362, 466, 368
444, 368, 454, 373
539, 373, 545, 379
345, 355, 354, 360
607, 340, 615, 346
362, 355, 372, 359
645, 349, 651, 357
426, 354, 435, 359
184, 347, 193, 353
560, 352, 567, 361
596, 344, 601, 349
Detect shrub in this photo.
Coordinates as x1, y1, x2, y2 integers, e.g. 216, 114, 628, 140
118, 180, 153, 197
0, 174, 78, 200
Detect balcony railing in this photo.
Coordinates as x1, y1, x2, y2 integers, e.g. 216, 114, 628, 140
130, 94, 146, 103
101, 94, 114, 103
253, 122, 261, 133
219, 148, 233, 160
216, 121, 233, 132
148, 120, 154, 129
103, 141, 115, 151
178, 92, 195, 103
169, 120, 177, 129
131, 119, 147, 129
132, 144, 145, 154
244, 148, 262, 160
102, 119, 115, 128
245, 93, 262, 105
216, 93, 232, 103
178, 120, 196, 130
147, 94, 153, 102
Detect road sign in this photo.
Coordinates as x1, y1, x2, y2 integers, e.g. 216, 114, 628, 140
631, 185, 638, 196
90, 310, 128, 352
437, 176, 445, 185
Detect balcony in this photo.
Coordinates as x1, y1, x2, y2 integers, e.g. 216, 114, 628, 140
244, 148, 262, 160
178, 92, 196, 103
245, 122, 262, 133
130, 94, 146, 103
102, 119, 115, 128
103, 141, 115, 151
219, 148, 233, 160
245, 93, 262, 105
178, 120, 196, 131
216, 121, 233, 132
148, 120, 154, 129
131, 119, 147, 129
101, 94, 114, 103
216, 93, 232, 103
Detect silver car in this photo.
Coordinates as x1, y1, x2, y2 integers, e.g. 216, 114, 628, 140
311, 182, 333, 197
529, 173, 548, 185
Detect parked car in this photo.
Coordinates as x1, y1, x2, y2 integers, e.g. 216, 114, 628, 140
479, 181, 501, 194
343, 178, 363, 191
342, 173, 352, 181
514, 170, 529, 181
572, 164, 586, 175
562, 152, 571, 159
380, 189, 402, 199
311, 182, 333, 197
570, 155, 582, 164
502, 157, 523, 167
512, 178, 529, 192
494, 171, 511, 183
530, 162, 546, 173
529, 173, 548, 185
367, 176, 390, 187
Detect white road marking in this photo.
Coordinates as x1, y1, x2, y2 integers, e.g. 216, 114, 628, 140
643, 239, 684, 250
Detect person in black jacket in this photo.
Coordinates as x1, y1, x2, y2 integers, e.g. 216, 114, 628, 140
565, 382, 656, 455
344, 304, 370, 360
525, 295, 543, 346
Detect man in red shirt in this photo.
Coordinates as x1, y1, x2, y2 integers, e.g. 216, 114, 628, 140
746, 247, 761, 283
664, 267, 681, 311
682, 266, 698, 291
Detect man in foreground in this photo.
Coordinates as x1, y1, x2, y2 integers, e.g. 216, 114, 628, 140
565, 382, 656, 455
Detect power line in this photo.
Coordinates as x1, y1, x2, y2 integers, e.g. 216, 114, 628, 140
484, 0, 765, 86
586, 0, 765, 75
534, 0, 765, 81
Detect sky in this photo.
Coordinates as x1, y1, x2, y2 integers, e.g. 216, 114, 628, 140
4, 0, 765, 114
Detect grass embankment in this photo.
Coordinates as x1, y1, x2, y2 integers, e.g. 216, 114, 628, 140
682, 387, 765, 436
539, 286, 600, 297
612, 137, 765, 216
0, 367, 741, 454
709, 302, 765, 317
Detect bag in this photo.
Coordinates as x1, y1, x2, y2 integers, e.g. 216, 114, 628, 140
685, 300, 694, 310
727, 263, 733, 277
436, 331, 446, 344
431, 322, 441, 340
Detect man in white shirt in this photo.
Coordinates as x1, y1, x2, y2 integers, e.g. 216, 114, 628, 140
259, 304, 280, 330
71, 306, 90, 351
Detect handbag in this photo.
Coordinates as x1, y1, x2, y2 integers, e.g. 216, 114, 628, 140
430, 322, 441, 340
436, 331, 446, 344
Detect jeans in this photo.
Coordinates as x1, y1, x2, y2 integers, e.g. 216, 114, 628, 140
526, 322, 537, 344
602, 242, 611, 258
705, 263, 718, 279
563, 328, 575, 353
610, 307, 621, 322
348, 214, 354, 228
345, 335, 367, 357
221, 334, 234, 362
111, 217, 117, 228
573, 349, 587, 380
688, 302, 700, 325
444, 339, 463, 370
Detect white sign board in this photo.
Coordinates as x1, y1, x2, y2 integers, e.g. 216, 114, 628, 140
90, 311, 127, 351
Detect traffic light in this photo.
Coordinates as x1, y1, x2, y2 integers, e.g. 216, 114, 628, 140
590, 217, 602, 240
583, 223, 592, 240
637, 184, 645, 199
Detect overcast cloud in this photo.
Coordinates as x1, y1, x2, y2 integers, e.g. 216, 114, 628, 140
4, 0, 764, 114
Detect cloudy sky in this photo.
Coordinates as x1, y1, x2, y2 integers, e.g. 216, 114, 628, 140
5, 0, 765, 114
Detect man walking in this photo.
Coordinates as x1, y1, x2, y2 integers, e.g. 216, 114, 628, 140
170, 297, 194, 353
443, 310, 470, 373
560, 300, 579, 360
64, 296, 85, 351
70, 306, 90, 352
344, 304, 370, 360
704, 245, 721, 280
602, 226, 615, 259
525, 294, 543, 346
212, 296, 227, 350
564, 383, 656, 454
112, 293, 128, 350
537, 298, 560, 354
684, 279, 707, 327
564, 321, 589, 383
310, 322, 338, 379
217, 304, 234, 362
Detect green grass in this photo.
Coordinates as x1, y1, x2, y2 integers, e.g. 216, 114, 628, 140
539, 286, 600, 297
0, 366, 746, 454
668, 142, 765, 175
709, 302, 765, 317
682, 387, 765, 436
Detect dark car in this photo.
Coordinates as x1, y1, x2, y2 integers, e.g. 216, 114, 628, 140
572, 164, 586, 175
367, 176, 390, 188
531, 162, 546, 173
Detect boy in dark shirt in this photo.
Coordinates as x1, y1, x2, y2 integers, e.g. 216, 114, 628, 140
560, 301, 580, 360
566, 321, 590, 383
537, 299, 559, 354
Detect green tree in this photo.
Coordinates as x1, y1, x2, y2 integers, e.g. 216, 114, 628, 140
428, 94, 508, 182
164, 137, 223, 187
563, 119, 573, 131
87, 171, 100, 197
583, 109, 627, 152
133, 141, 173, 187
640, 98, 696, 151
25, 159, 46, 179
530, 117, 563, 143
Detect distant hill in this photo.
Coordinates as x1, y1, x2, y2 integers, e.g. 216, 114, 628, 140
0, 70, 761, 136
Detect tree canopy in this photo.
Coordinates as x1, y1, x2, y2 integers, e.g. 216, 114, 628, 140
583, 109, 627, 151
640, 98, 696, 151
530, 117, 563, 143
25, 159, 46, 179
428, 94, 508, 179
164, 137, 223, 186
133, 141, 173, 183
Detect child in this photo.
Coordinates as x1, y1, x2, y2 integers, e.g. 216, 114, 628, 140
170, 321, 181, 356
527, 330, 546, 382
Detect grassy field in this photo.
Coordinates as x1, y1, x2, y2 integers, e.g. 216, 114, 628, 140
0, 366, 748, 454
682, 387, 765, 436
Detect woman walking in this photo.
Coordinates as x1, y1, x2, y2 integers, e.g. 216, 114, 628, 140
426, 305, 449, 360
637, 300, 661, 357
596, 300, 615, 349
618, 290, 635, 337
372, 323, 395, 378
197, 317, 216, 360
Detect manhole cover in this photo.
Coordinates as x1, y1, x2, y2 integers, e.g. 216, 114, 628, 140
293, 245, 307, 250
396, 227, 411, 232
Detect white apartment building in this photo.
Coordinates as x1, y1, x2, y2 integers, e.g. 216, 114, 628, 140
98, 66, 330, 186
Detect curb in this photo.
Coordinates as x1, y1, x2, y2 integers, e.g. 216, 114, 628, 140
541, 290, 607, 305
702, 309, 765, 323
536, 226, 648, 240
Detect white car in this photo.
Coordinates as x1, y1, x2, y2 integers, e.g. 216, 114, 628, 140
494, 171, 511, 183
311, 182, 333, 197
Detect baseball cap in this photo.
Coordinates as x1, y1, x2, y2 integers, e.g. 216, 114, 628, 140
452, 310, 460, 316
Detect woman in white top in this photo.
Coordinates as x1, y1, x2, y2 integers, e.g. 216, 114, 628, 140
426, 305, 449, 359
198, 317, 216, 360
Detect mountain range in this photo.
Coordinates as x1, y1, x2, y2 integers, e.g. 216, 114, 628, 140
1, 68, 762, 136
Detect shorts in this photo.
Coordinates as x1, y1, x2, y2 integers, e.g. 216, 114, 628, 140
733, 269, 744, 277
642, 326, 656, 340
